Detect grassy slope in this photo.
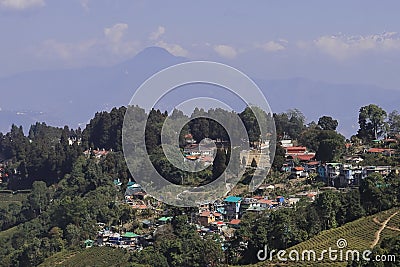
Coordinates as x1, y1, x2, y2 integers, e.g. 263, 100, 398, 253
247, 208, 400, 267
39, 247, 137, 267
0, 225, 18, 240
0, 192, 28, 208
37, 209, 400, 267
0, 192, 29, 201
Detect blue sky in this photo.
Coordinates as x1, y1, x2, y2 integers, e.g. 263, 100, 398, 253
1, 0, 400, 89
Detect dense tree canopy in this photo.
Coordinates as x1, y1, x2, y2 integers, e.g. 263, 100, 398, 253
357, 104, 387, 141
388, 110, 400, 136
318, 116, 338, 131
274, 109, 306, 140
0, 103, 399, 266
298, 125, 345, 161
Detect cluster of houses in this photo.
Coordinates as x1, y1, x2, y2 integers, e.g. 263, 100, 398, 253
83, 148, 110, 158
194, 191, 317, 235
280, 139, 399, 187
90, 190, 319, 250
89, 171, 321, 251
82, 136, 399, 250
183, 135, 216, 165
123, 180, 152, 211
94, 222, 153, 250
318, 164, 395, 187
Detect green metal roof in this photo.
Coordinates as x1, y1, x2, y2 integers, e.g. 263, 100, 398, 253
122, 232, 139, 238
84, 239, 94, 245
158, 216, 172, 222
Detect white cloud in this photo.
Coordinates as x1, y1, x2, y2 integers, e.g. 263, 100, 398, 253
214, 44, 237, 59
156, 40, 188, 57
314, 36, 350, 60
80, 0, 90, 11
36, 23, 139, 65
314, 32, 400, 60
150, 26, 165, 41
104, 23, 137, 56
148, 26, 187, 57
258, 41, 286, 52
104, 23, 128, 44
0, 0, 44, 10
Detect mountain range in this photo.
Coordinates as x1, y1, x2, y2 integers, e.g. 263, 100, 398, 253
1, 46, 399, 138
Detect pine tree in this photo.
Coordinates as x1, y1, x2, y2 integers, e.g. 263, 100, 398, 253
251, 157, 257, 168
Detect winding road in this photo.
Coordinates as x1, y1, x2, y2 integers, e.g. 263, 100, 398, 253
371, 211, 399, 248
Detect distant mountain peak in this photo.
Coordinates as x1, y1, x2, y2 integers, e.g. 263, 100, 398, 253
116, 46, 187, 72
133, 46, 182, 62
138, 46, 172, 55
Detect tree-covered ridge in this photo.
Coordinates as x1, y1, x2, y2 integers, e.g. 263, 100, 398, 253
0, 123, 83, 189
0, 103, 399, 266
0, 105, 276, 190
1, 103, 398, 190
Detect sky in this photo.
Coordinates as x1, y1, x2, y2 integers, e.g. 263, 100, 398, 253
1, 0, 400, 90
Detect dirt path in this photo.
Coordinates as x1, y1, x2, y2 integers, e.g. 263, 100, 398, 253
386, 226, 400, 232
56, 253, 77, 265
372, 217, 382, 225
371, 211, 399, 248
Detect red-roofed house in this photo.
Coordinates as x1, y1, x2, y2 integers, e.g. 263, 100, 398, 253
257, 199, 273, 209
383, 139, 397, 144
285, 146, 307, 154
229, 219, 241, 228
305, 161, 320, 173
307, 193, 316, 201
367, 148, 385, 153
291, 166, 308, 178
293, 154, 315, 161
367, 148, 395, 156
84, 148, 110, 158
285, 146, 315, 162
198, 211, 222, 226
184, 133, 196, 144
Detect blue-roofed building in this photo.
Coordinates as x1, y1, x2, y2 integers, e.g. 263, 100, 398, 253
276, 196, 285, 205
224, 196, 242, 220
224, 196, 242, 203
113, 178, 122, 186
125, 182, 143, 197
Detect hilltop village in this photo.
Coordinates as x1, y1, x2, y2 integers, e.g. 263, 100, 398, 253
0, 104, 399, 266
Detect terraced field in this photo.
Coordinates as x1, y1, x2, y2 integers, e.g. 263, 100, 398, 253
39, 247, 132, 267
248, 208, 400, 267
0, 192, 29, 208
385, 211, 400, 230
38, 208, 400, 267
